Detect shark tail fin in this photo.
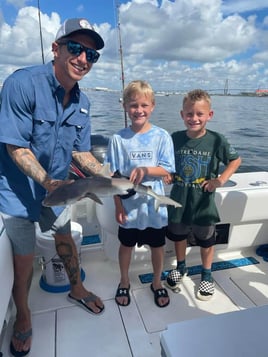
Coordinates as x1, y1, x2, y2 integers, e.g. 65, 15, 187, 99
154, 195, 182, 211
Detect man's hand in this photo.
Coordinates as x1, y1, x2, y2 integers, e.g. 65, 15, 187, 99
44, 179, 74, 193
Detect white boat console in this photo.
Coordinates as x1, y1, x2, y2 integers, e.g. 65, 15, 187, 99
160, 305, 268, 357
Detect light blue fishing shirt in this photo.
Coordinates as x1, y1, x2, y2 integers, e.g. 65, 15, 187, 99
106, 125, 175, 229
0, 61, 91, 221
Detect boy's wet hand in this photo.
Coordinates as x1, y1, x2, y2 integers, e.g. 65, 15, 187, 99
130, 167, 147, 184
202, 178, 222, 192
163, 173, 174, 184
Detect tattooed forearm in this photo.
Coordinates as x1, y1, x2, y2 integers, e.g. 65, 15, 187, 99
72, 151, 103, 175
6, 144, 52, 189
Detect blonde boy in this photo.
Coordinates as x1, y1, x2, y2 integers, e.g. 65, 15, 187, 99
106, 80, 175, 308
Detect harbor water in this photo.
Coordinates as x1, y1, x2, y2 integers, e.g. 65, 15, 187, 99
87, 90, 268, 173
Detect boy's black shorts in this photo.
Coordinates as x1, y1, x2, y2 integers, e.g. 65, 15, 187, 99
118, 226, 166, 248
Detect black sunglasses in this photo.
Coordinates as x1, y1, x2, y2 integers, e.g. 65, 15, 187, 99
59, 40, 100, 63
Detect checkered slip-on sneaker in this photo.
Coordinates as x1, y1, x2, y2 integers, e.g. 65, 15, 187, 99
165, 268, 188, 291
197, 279, 215, 301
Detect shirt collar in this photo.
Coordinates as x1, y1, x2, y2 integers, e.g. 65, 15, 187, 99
47, 61, 80, 102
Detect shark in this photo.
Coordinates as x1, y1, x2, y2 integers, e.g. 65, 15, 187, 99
42, 165, 181, 211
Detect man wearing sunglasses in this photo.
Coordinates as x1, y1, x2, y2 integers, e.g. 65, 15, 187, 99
0, 18, 105, 357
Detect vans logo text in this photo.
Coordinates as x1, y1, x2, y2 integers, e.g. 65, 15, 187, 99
130, 151, 152, 160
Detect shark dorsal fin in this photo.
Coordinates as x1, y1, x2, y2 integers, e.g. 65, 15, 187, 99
85, 192, 103, 205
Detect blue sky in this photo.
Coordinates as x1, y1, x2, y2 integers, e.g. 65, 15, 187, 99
0, 0, 268, 93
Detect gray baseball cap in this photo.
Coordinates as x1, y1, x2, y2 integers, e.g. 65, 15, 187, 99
55, 18, 104, 50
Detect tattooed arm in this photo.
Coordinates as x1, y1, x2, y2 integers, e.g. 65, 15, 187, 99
6, 144, 66, 192
72, 151, 103, 176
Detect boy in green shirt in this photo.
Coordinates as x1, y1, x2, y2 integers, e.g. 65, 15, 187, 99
165, 89, 241, 300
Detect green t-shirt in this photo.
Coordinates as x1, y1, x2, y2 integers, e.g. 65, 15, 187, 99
168, 129, 239, 225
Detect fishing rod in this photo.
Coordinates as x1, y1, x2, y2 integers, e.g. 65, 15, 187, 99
115, 0, 127, 128
37, 0, 45, 64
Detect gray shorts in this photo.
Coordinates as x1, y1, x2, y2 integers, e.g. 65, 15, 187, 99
1, 206, 71, 256
167, 222, 216, 248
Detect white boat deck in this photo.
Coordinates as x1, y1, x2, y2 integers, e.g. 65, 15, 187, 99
1, 243, 268, 357
1, 171, 268, 356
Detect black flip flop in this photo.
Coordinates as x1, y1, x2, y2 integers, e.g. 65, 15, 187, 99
10, 329, 32, 357
150, 283, 170, 308
67, 293, 105, 315
115, 284, 131, 306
